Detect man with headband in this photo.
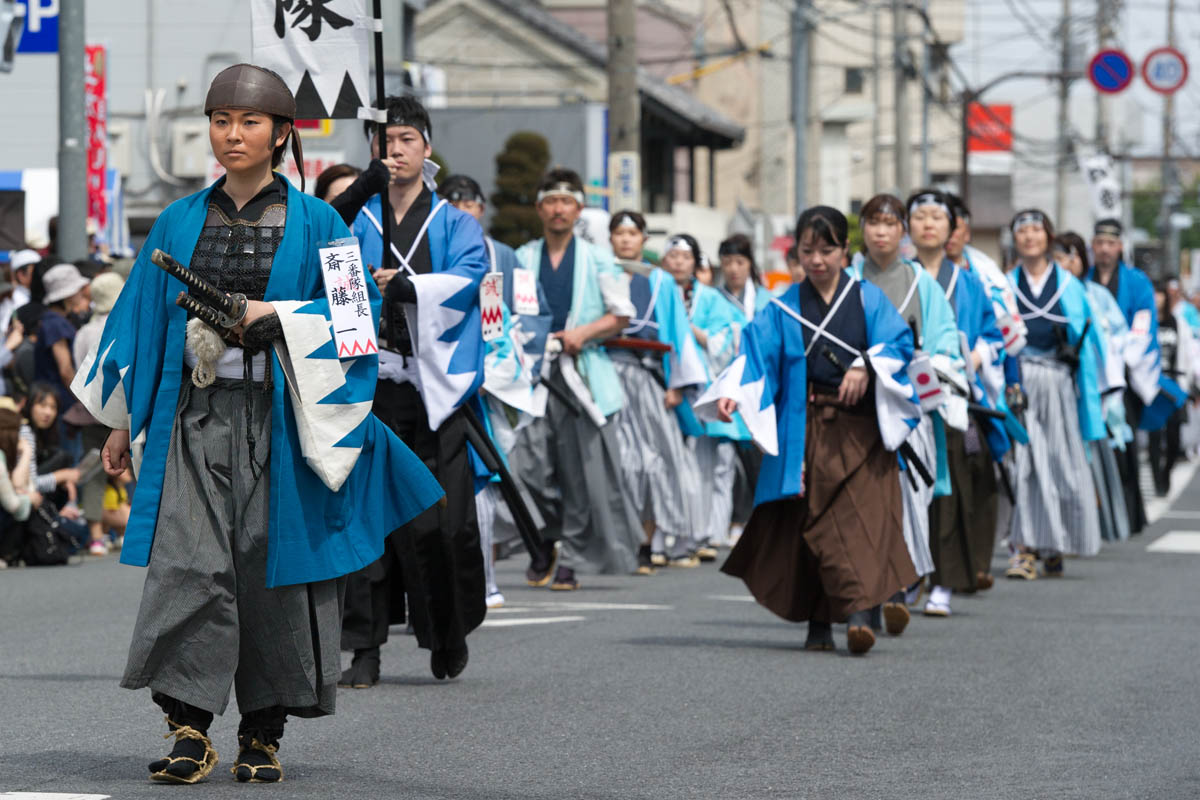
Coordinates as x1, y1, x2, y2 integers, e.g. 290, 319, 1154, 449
509, 168, 642, 590
1088, 218, 1186, 533
70, 65, 443, 784
337, 95, 490, 689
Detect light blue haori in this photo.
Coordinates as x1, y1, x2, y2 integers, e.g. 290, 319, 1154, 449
72, 176, 445, 588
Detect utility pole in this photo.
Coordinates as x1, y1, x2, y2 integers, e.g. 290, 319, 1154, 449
1095, 0, 1113, 149
919, 0, 931, 187
57, 0, 86, 262
872, 6, 882, 192
607, 0, 640, 204
792, 0, 811, 213
1161, 0, 1180, 278
893, 0, 911, 193
1055, 0, 1071, 224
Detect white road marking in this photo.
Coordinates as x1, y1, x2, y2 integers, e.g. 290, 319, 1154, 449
1146, 531, 1200, 554
481, 615, 587, 628
0, 794, 112, 799
1143, 458, 1200, 525
1158, 510, 1200, 519
708, 594, 756, 602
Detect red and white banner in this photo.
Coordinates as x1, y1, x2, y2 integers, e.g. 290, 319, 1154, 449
85, 44, 107, 230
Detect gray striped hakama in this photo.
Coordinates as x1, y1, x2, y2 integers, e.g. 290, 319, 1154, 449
121, 378, 343, 717
611, 351, 703, 545
690, 436, 738, 548
900, 415, 936, 577
1010, 357, 1102, 556
1092, 441, 1131, 543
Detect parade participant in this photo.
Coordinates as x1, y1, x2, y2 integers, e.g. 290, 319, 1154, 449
1005, 210, 1104, 579
785, 243, 806, 284
313, 163, 361, 204
439, 172, 552, 608
718, 233, 771, 320
1088, 218, 1186, 533
511, 167, 642, 589
906, 190, 1009, 616
849, 194, 964, 633
340, 95, 488, 688
1054, 232, 1131, 542
69, 64, 444, 784
607, 211, 708, 575
696, 206, 920, 655
661, 234, 747, 562
1149, 280, 1189, 496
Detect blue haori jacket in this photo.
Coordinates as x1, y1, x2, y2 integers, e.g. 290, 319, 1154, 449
353, 192, 489, 431
694, 280, 920, 507
1086, 260, 1186, 430
71, 176, 445, 588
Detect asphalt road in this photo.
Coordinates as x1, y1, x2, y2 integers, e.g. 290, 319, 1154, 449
2, 464, 1199, 800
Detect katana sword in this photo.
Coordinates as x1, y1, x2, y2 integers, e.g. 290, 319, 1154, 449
151, 248, 249, 329
459, 404, 545, 557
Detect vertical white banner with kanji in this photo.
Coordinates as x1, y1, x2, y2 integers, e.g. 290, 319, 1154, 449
319, 237, 379, 358
251, 0, 371, 120
1078, 152, 1123, 221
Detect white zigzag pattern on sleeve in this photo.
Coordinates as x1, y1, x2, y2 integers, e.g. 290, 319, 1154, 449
693, 354, 778, 456
274, 301, 371, 493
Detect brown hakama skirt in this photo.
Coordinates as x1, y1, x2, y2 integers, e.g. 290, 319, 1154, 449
929, 426, 998, 590
721, 395, 916, 624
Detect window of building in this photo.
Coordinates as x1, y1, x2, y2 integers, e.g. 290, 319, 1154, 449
845, 67, 865, 95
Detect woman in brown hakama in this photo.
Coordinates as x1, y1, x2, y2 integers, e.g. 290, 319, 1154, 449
697, 206, 920, 655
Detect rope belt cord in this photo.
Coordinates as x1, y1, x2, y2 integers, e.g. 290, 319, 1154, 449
770, 295, 863, 361
362, 198, 449, 276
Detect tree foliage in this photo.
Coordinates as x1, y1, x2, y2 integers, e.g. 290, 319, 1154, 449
490, 132, 550, 248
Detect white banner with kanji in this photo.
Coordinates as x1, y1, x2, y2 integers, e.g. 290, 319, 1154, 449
251, 0, 371, 119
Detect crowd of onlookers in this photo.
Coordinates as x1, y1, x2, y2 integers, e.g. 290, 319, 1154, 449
0, 238, 133, 568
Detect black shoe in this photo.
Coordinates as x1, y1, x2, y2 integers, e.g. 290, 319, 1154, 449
549, 565, 579, 591
232, 738, 282, 783
431, 645, 469, 680
338, 647, 380, 688
636, 544, 656, 575
149, 718, 217, 784
525, 540, 559, 587
804, 621, 835, 651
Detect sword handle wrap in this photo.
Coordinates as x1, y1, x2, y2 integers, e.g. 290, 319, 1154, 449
151, 248, 248, 328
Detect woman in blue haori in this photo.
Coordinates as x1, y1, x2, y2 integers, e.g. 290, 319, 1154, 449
848, 194, 966, 635
661, 234, 747, 565
906, 189, 1011, 618
716, 233, 772, 540
607, 212, 709, 575
70, 65, 443, 784
1004, 210, 1105, 580
695, 206, 920, 656
1055, 232, 1132, 543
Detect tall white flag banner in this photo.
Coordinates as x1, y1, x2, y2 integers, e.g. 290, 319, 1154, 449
251, 0, 371, 120
1078, 152, 1123, 220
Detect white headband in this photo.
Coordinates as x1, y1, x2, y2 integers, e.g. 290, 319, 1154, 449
1012, 211, 1046, 233
613, 214, 642, 231
537, 183, 585, 205
909, 193, 951, 218
665, 236, 691, 255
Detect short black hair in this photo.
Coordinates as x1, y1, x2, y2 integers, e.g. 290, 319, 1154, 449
609, 209, 646, 234
795, 205, 849, 249
314, 163, 361, 202
538, 167, 584, 197
365, 94, 433, 142
860, 193, 907, 226
944, 192, 970, 223
437, 174, 484, 204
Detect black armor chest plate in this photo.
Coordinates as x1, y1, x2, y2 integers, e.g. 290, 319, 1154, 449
189, 180, 287, 303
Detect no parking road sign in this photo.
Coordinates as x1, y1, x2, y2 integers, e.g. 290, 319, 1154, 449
1089, 49, 1134, 94
1142, 47, 1188, 95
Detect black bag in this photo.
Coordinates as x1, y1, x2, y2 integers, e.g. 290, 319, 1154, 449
21, 503, 72, 566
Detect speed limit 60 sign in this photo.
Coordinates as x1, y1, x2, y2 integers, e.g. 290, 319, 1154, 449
1142, 47, 1188, 94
